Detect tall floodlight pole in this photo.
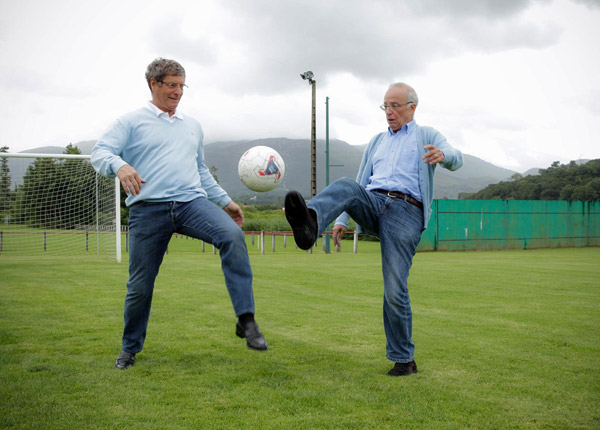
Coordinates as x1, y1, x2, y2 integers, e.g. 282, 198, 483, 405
300, 71, 317, 198
325, 96, 330, 187
324, 96, 331, 253
324, 97, 343, 254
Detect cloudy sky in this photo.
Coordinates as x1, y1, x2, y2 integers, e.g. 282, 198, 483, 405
1, 0, 599, 172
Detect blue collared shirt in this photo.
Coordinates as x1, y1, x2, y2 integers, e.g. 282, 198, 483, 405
335, 123, 463, 230
365, 120, 422, 202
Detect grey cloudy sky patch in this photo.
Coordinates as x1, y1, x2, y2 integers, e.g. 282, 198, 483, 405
0, 0, 599, 172
571, 0, 600, 7
412, 0, 550, 17
176, 0, 563, 92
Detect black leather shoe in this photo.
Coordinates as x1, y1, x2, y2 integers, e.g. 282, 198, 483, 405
236, 320, 268, 351
285, 191, 317, 250
387, 360, 417, 376
115, 350, 135, 369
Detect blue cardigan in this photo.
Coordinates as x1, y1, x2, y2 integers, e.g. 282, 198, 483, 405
335, 124, 463, 231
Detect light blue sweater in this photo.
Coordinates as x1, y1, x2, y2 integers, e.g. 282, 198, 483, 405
91, 107, 231, 208
335, 124, 463, 231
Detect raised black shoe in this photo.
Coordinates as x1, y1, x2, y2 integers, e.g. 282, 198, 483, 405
387, 360, 418, 376
115, 350, 135, 369
284, 191, 318, 250
236, 320, 268, 351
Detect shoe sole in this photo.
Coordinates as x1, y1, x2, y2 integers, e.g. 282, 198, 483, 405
285, 191, 316, 250
115, 362, 134, 370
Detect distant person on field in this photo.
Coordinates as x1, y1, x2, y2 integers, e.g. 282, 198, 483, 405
285, 83, 463, 376
92, 58, 267, 370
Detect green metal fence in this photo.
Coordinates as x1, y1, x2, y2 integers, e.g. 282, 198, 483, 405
418, 200, 600, 251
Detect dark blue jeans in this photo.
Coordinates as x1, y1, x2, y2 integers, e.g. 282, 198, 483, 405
123, 197, 254, 354
307, 178, 424, 363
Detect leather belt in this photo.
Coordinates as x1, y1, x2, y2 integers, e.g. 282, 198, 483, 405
373, 189, 424, 210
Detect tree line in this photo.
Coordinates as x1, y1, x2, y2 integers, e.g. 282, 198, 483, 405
3, 146, 598, 233
1, 144, 114, 229
459, 159, 600, 201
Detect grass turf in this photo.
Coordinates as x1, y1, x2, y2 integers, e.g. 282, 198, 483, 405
1, 242, 599, 429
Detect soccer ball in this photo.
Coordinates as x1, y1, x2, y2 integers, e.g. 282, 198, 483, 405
238, 146, 286, 192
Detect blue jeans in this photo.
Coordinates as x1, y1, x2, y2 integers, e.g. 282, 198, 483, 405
123, 197, 254, 354
307, 178, 424, 363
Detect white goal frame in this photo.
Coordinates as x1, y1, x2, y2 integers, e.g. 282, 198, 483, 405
1, 153, 121, 263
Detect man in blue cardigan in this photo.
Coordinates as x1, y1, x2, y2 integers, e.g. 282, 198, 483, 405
92, 58, 267, 370
285, 82, 463, 376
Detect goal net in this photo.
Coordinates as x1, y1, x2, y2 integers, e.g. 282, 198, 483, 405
1, 153, 121, 262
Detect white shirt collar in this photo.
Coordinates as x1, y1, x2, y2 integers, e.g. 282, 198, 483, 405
146, 101, 184, 121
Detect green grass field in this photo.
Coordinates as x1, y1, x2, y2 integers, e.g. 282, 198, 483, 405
1, 241, 599, 429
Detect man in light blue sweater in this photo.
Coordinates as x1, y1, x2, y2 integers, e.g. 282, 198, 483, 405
92, 58, 267, 370
285, 83, 463, 376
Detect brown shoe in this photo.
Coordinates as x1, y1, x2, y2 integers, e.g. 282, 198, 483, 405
387, 360, 417, 376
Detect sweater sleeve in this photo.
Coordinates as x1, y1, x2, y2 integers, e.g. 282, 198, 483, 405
429, 128, 463, 171
196, 141, 232, 208
91, 118, 130, 178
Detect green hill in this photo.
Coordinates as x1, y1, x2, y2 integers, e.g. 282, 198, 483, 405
9, 139, 522, 203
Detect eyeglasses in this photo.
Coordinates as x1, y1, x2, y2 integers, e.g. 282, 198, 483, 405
159, 81, 188, 90
379, 102, 413, 111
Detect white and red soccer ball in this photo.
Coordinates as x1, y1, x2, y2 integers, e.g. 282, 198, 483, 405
238, 146, 286, 192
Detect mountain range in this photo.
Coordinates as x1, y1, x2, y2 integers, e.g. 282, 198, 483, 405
202, 138, 519, 203
9, 138, 531, 203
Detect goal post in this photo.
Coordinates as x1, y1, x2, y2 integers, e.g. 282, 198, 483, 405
0, 153, 121, 262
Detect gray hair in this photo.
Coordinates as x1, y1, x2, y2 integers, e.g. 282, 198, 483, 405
389, 82, 418, 106
145, 58, 186, 90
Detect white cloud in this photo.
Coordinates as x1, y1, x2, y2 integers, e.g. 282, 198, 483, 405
161, 0, 564, 94
0, 0, 598, 172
